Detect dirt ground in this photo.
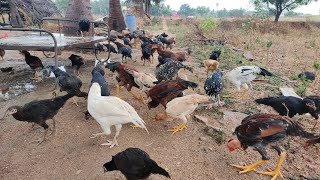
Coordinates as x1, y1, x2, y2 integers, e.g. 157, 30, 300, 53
0, 20, 320, 180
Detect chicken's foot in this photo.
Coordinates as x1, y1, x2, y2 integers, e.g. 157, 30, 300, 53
257, 152, 286, 180
115, 85, 122, 99
138, 94, 148, 106
168, 123, 187, 134
71, 97, 79, 106
29, 128, 48, 145
231, 160, 267, 174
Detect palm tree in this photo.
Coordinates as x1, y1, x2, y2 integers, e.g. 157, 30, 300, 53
63, 0, 93, 35
109, 0, 126, 31
8, 0, 23, 27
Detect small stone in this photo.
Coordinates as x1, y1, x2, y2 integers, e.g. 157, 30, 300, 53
199, 137, 207, 141
76, 170, 82, 175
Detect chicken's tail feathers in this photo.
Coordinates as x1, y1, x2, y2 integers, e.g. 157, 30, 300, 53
150, 161, 171, 178
132, 118, 149, 134
304, 137, 320, 147
259, 67, 273, 76
287, 120, 317, 139
183, 80, 198, 89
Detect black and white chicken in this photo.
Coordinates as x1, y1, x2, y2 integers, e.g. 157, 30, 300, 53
204, 69, 224, 108
154, 61, 193, 82
224, 66, 272, 100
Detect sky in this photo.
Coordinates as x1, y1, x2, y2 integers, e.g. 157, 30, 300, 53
164, 0, 320, 15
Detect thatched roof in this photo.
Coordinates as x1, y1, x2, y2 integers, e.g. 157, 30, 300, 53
0, 0, 61, 25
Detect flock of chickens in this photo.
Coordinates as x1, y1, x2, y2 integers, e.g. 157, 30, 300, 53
1, 26, 320, 180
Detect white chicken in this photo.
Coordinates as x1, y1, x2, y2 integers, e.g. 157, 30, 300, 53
155, 94, 212, 134
125, 69, 158, 105
224, 66, 272, 100
88, 83, 149, 148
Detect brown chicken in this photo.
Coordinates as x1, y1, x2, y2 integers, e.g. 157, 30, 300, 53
20, 50, 44, 81
105, 61, 141, 101
227, 114, 318, 180
164, 37, 175, 49
153, 45, 189, 62
147, 79, 198, 109
203, 59, 219, 76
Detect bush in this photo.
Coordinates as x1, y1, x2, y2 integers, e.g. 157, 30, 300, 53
198, 17, 217, 33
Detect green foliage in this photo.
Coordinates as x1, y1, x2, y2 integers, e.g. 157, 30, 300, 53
150, 17, 161, 25
151, 3, 173, 16
54, 0, 69, 15
266, 41, 273, 48
216, 8, 246, 17
314, 63, 320, 70
292, 74, 312, 96
195, 6, 210, 17
91, 0, 110, 15
178, 3, 194, 17
284, 11, 304, 16
198, 17, 217, 33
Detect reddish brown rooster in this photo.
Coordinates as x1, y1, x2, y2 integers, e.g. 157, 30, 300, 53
147, 79, 198, 109
20, 50, 44, 81
152, 45, 189, 62
105, 61, 141, 102
227, 114, 318, 180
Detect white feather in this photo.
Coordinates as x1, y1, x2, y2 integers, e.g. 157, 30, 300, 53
49, 66, 66, 78
88, 83, 148, 135
225, 66, 262, 90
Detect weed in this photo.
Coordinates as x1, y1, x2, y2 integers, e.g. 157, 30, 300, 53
198, 17, 217, 34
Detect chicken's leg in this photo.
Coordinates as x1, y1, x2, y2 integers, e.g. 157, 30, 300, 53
231, 160, 267, 174
101, 124, 121, 148
31, 71, 42, 82
138, 94, 148, 106
238, 89, 248, 101
223, 90, 240, 99
30, 128, 48, 145
129, 91, 140, 100
115, 84, 121, 98
257, 152, 286, 180
71, 97, 79, 106
168, 123, 187, 134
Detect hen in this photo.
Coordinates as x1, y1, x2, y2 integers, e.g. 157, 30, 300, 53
88, 83, 148, 148
104, 61, 140, 99
255, 96, 318, 119
148, 79, 198, 109
227, 114, 318, 180
203, 59, 219, 76
224, 66, 272, 100
156, 57, 173, 68
103, 43, 118, 54
141, 47, 152, 65
154, 60, 193, 82
103, 148, 170, 180
52, 67, 87, 105
68, 54, 84, 76
125, 69, 157, 105
78, 18, 90, 37
204, 69, 224, 108
118, 47, 133, 63
122, 37, 132, 48
1, 92, 78, 144
155, 94, 212, 134
20, 50, 44, 81
209, 50, 221, 60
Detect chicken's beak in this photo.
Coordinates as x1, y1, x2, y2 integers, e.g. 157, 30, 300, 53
103, 166, 108, 173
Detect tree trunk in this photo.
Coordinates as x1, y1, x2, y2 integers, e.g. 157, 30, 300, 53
274, 10, 282, 23
63, 0, 93, 36
8, 0, 23, 27
109, 0, 126, 32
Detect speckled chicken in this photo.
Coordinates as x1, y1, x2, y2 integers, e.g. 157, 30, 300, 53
154, 60, 193, 82
204, 69, 224, 108
227, 114, 317, 180
103, 148, 170, 179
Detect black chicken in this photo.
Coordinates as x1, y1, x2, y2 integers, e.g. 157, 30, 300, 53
52, 68, 87, 106
154, 60, 193, 82
255, 96, 319, 119
298, 71, 315, 81
122, 37, 132, 48
68, 54, 84, 75
78, 18, 90, 37
103, 43, 118, 54
209, 50, 221, 60
103, 148, 170, 180
20, 50, 44, 81
84, 63, 110, 120
305, 137, 320, 147
227, 114, 318, 180
108, 34, 117, 42
114, 41, 126, 50
1, 92, 79, 144
141, 47, 152, 65
204, 69, 224, 108
118, 47, 133, 63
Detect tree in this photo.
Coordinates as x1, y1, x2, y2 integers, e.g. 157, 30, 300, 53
64, 0, 93, 35
8, 0, 23, 27
109, 0, 126, 31
253, 0, 318, 22
195, 6, 210, 16
91, 0, 110, 15
55, 0, 69, 15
